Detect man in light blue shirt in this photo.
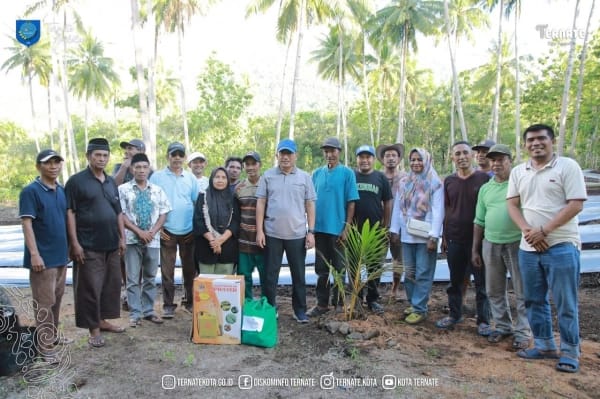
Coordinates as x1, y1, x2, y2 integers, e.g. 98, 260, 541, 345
149, 142, 199, 317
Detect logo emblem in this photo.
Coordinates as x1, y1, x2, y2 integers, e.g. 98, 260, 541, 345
16, 20, 41, 47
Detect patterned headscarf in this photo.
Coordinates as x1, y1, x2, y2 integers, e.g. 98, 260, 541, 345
400, 148, 442, 220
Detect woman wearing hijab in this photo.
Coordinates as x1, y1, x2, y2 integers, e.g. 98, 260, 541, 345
193, 167, 240, 274
390, 148, 444, 324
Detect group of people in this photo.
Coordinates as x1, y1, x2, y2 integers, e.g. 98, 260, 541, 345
20, 123, 586, 373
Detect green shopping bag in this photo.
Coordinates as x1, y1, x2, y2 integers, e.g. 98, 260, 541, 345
241, 297, 277, 348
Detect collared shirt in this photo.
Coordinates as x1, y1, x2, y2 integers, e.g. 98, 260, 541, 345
507, 155, 587, 250
65, 167, 122, 252
257, 166, 316, 240
149, 167, 199, 235
235, 178, 261, 253
474, 179, 521, 244
119, 180, 172, 248
19, 177, 68, 268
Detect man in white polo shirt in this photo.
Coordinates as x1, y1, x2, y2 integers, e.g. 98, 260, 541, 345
507, 123, 586, 373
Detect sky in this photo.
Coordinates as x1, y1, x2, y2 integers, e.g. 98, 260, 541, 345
0, 0, 597, 138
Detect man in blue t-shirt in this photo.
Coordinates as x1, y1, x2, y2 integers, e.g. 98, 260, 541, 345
308, 137, 359, 317
19, 149, 69, 361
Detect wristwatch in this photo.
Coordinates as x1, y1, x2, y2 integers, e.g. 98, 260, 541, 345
307, 229, 315, 234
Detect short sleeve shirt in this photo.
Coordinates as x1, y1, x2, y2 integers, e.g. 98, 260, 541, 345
65, 168, 122, 251
507, 156, 587, 250
256, 166, 316, 240
354, 170, 393, 229
19, 178, 68, 268
119, 180, 172, 248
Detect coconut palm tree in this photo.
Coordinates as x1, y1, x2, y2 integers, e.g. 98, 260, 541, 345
246, 0, 335, 140
68, 30, 120, 148
368, 40, 400, 143
371, 0, 443, 144
557, 0, 581, 156
569, 0, 595, 156
1, 35, 52, 153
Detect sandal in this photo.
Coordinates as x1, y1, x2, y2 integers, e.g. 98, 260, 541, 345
512, 338, 530, 350
129, 318, 141, 328
99, 323, 126, 333
435, 316, 463, 329
88, 335, 105, 348
556, 356, 579, 373
144, 314, 164, 324
517, 348, 559, 360
405, 312, 426, 325
487, 330, 513, 343
307, 306, 330, 318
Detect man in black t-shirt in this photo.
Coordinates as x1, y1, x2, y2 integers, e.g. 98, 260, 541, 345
353, 145, 393, 314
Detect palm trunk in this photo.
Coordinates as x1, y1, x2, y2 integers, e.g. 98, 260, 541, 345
557, 0, 580, 156
376, 59, 384, 144
288, 0, 306, 140
444, 0, 468, 142
177, 24, 190, 150
146, 0, 158, 165
47, 86, 54, 149
130, 0, 151, 162
274, 39, 292, 165
514, 5, 522, 163
395, 29, 408, 144
27, 72, 41, 153
490, 0, 504, 142
569, 0, 595, 156
60, 10, 79, 172
84, 100, 89, 147
361, 31, 374, 146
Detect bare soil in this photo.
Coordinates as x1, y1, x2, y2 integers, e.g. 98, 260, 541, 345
1, 201, 599, 399
1, 280, 599, 399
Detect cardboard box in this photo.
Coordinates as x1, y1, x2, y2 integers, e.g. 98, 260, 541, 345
191, 274, 245, 344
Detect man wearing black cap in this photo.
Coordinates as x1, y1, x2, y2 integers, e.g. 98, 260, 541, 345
308, 137, 360, 317
113, 139, 146, 186
149, 142, 199, 317
66, 138, 126, 348
376, 142, 406, 301
19, 149, 70, 360
353, 145, 393, 314
119, 153, 172, 327
235, 151, 265, 300
472, 139, 496, 177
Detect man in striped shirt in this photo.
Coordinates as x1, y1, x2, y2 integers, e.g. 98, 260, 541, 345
235, 151, 265, 300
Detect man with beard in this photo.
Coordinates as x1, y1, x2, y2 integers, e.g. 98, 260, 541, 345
376, 143, 405, 301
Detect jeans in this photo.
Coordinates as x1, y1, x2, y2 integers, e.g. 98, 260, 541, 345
446, 240, 490, 324
160, 230, 195, 310
314, 233, 345, 307
263, 236, 307, 314
519, 243, 580, 358
238, 252, 266, 300
482, 240, 530, 340
125, 244, 160, 320
402, 243, 437, 314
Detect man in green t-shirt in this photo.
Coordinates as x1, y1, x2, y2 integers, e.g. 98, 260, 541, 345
471, 144, 531, 350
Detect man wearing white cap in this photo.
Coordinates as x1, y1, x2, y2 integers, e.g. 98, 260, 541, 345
187, 151, 209, 193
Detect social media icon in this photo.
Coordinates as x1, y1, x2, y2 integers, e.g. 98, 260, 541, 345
162, 375, 176, 390
320, 373, 335, 390
238, 375, 253, 390
382, 375, 396, 390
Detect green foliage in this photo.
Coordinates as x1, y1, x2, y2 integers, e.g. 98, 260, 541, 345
325, 220, 389, 321
0, 121, 38, 200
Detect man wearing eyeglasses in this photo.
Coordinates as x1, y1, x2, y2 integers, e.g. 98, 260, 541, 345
149, 142, 199, 318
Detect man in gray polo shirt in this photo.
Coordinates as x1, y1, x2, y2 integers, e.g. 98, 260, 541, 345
256, 138, 316, 323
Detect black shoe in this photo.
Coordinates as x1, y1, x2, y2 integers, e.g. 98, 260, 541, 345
368, 301, 384, 315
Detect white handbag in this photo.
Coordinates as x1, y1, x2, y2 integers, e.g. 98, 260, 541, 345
406, 218, 431, 239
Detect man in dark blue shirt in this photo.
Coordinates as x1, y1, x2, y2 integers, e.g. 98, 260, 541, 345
19, 149, 69, 361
